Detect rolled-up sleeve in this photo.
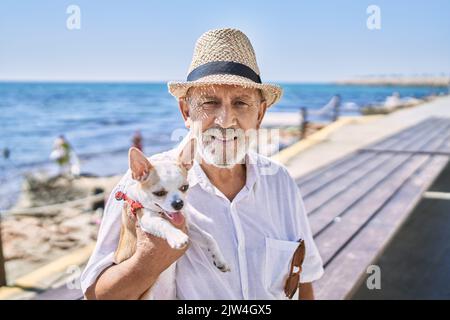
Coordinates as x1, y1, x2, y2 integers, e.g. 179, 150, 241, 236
80, 170, 133, 295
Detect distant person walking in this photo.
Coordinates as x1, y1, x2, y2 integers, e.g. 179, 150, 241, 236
332, 94, 341, 121
2, 148, 10, 160
132, 130, 143, 152
1, 147, 12, 183
49, 135, 80, 177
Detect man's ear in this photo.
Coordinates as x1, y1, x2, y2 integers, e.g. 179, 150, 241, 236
179, 98, 191, 129
256, 100, 268, 129
129, 147, 153, 181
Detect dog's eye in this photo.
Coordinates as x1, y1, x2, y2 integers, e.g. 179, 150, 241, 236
152, 190, 168, 197
179, 184, 189, 192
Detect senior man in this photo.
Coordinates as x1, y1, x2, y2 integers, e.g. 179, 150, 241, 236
81, 28, 323, 300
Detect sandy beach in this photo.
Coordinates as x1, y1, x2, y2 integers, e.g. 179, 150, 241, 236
1, 174, 121, 281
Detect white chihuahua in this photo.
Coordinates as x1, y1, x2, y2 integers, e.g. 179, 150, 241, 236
113, 145, 230, 299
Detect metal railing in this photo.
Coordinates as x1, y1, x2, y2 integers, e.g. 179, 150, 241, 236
299, 95, 341, 139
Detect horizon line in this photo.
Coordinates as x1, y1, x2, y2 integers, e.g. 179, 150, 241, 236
0, 79, 336, 85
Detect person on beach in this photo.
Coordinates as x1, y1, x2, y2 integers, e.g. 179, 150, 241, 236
2, 147, 10, 160
49, 135, 80, 177
81, 28, 324, 300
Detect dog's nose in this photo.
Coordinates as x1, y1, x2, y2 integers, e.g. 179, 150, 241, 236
171, 199, 184, 211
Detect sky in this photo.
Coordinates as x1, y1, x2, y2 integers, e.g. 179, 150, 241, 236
0, 0, 449, 82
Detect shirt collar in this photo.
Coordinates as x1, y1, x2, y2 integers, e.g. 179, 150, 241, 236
187, 151, 260, 194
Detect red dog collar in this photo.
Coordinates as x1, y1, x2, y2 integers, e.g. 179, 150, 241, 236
115, 191, 144, 216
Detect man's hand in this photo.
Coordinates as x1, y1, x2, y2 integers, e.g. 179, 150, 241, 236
133, 212, 189, 276
85, 212, 189, 300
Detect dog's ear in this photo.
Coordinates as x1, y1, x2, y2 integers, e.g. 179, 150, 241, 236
129, 147, 153, 182
178, 136, 197, 171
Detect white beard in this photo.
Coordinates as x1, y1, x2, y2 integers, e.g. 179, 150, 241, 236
197, 128, 250, 168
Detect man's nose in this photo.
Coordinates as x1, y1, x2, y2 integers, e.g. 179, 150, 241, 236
215, 105, 237, 128
171, 199, 184, 211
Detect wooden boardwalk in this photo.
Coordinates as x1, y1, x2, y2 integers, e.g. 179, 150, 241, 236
297, 117, 450, 299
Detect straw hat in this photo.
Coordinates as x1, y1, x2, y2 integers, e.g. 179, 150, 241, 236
167, 28, 283, 108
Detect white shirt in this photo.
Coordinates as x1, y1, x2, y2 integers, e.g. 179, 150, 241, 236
80, 149, 324, 299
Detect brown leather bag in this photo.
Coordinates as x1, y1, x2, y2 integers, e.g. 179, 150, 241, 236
284, 239, 306, 299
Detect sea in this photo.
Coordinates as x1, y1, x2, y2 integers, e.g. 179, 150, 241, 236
0, 82, 447, 211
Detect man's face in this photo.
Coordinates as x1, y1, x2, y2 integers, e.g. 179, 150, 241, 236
179, 84, 267, 168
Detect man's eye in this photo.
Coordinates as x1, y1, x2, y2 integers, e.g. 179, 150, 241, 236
203, 101, 218, 106
152, 190, 168, 197
235, 101, 248, 107
179, 184, 189, 192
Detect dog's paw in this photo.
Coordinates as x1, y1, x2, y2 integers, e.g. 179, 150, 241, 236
206, 247, 230, 272
213, 260, 231, 272
166, 230, 189, 250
